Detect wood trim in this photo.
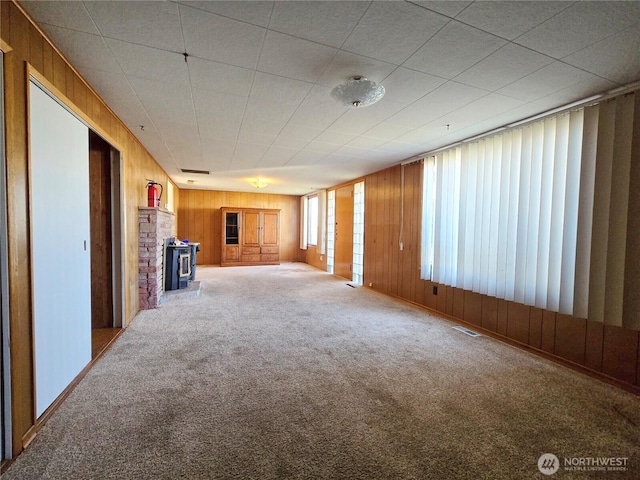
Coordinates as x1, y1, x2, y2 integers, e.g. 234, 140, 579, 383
0, 38, 12, 53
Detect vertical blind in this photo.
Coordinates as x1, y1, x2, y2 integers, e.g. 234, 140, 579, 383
422, 107, 598, 315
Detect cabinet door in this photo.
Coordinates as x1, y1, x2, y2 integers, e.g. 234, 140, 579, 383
243, 211, 260, 246
262, 211, 279, 247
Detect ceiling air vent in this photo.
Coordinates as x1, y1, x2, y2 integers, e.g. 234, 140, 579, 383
181, 168, 210, 175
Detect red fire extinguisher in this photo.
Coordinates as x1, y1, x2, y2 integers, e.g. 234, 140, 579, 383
146, 180, 163, 207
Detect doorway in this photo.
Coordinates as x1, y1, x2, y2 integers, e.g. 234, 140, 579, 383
334, 184, 354, 280
89, 131, 123, 358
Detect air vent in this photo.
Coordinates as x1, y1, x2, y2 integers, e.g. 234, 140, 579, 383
181, 168, 210, 175
452, 326, 481, 337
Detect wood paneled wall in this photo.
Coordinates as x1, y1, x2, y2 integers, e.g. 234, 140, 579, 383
1, 1, 177, 455
177, 189, 301, 265
361, 162, 640, 390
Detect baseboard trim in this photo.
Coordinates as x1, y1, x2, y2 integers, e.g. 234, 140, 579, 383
379, 289, 640, 396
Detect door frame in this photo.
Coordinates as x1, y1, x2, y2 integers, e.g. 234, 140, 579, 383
0, 48, 13, 461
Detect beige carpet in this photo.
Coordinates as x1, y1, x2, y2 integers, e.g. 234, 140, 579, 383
4, 263, 639, 479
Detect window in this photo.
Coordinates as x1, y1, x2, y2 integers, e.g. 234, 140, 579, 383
307, 195, 318, 246
352, 181, 365, 285
422, 108, 594, 315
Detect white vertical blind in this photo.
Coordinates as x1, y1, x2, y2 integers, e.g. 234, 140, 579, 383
423, 108, 591, 315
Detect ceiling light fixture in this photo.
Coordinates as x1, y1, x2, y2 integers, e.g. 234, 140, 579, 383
331, 75, 385, 108
250, 178, 268, 189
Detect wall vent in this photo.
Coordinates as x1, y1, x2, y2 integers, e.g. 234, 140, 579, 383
181, 168, 210, 175
452, 326, 481, 337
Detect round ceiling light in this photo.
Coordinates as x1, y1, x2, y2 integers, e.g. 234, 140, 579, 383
330, 76, 385, 108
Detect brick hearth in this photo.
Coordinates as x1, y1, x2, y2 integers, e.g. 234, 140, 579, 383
138, 207, 175, 309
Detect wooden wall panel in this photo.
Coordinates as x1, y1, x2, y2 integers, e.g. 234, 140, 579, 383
585, 320, 604, 372
554, 314, 586, 365
463, 291, 482, 326
529, 308, 543, 349
507, 302, 530, 345
541, 310, 556, 354
496, 299, 508, 336
2, 0, 178, 454
481, 296, 498, 332
452, 288, 464, 320
177, 189, 300, 265
602, 325, 639, 384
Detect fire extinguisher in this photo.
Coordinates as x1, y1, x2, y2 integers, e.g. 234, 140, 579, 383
146, 180, 163, 207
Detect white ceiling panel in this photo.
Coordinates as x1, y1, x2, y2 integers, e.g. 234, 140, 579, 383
305, 141, 340, 154
21, 1, 100, 34
257, 30, 337, 83
393, 123, 452, 146
187, 57, 254, 97
106, 38, 189, 86
249, 72, 313, 107
346, 135, 389, 150
23, 1, 640, 193
327, 99, 406, 136
271, 135, 309, 151
269, 1, 369, 48
404, 21, 506, 78
439, 93, 526, 130
313, 130, 358, 146
286, 85, 346, 130
180, 4, 266, 69
39, 25, 121, 74
364, 121, 414, 141
179, 1, 274, 28
287, 150, 328, 167
257, 146, 299, 168
379, 68, 446, 105
278, 124, 323, 143
83, 0, 184, 52
515, 1, 640, 59
193, 89, 246, 127
563, 25, 640, 86
342, 1, 449, 64
453, 43, 554, 91
387, 82, 487, 129
236, 130, 277, 146
531, 77, 618, 112
230, 142, 271, 167
455, 1, 573, 40
410, 1, 473, 18
315, 50, 396, 89
497, 62, 601, 103
79, 67, 149, 127
129, 77, 197, 128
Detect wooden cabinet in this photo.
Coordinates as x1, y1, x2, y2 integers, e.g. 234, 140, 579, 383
221, 207, 280, 266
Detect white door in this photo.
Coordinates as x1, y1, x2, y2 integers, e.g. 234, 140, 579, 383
29, 81, 91, 417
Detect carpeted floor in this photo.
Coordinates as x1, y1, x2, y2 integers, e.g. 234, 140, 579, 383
4, 263, 640, 479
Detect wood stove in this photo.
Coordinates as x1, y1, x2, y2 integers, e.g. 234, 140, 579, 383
165, 241, 191, 291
